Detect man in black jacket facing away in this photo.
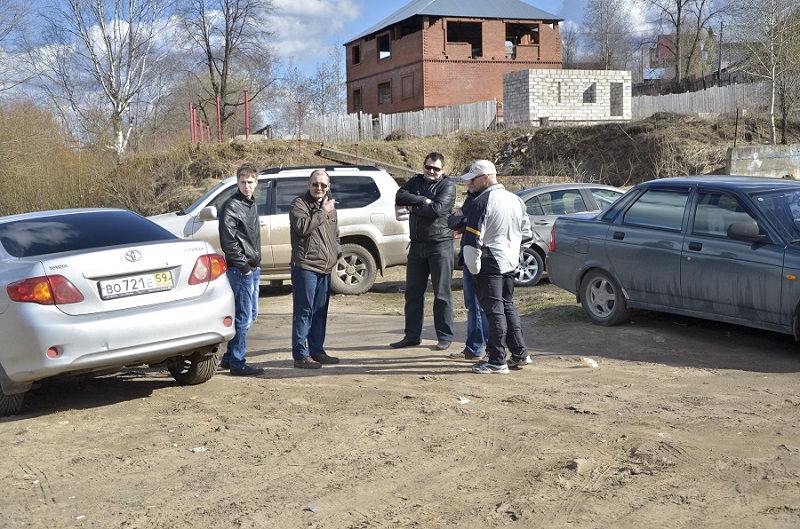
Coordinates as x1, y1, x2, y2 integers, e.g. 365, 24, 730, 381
391, 152, 456, 350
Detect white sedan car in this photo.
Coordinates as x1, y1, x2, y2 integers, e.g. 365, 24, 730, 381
0, 209, 236, 416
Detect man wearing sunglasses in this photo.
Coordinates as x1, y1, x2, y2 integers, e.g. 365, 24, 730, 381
289, 169, 342, 369
391, 152, 456, 351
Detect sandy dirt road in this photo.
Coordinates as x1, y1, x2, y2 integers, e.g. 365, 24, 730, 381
2, 269, 800, 528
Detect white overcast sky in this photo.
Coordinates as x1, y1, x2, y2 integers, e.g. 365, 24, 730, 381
271, 0, 609, 74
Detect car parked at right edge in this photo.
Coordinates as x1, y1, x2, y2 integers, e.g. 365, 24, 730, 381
547, 176, 800, 339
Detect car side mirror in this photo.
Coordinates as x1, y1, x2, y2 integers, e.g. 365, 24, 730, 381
198, 206, 218, 222
728, 221, 766, 242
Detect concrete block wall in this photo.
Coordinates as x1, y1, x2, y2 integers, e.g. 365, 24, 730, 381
504, 69, 632, 126
727, 145, 800, 178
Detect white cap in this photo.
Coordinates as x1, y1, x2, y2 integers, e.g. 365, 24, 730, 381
461, 160, 497, 181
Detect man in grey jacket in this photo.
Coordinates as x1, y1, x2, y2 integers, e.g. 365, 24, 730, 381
289, 169, 342, 369
461, 160, 533, 374
218, 163, 265, 376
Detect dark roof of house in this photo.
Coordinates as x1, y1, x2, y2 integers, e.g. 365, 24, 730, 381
346, 0, 562, 44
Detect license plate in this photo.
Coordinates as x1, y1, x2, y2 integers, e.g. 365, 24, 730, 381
98, 271, 174, 300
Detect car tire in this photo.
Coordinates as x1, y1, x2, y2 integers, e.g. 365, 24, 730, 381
515, 247, 544, 287
331, 243, 377, 295
0, 390, 24, 416
168, 355, 216, 385
580, 269, 631, 326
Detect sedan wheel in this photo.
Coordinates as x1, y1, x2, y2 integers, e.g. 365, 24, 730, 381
515, 248, 544, 287
0, 390, 25, 416
331, 243, 377, 295
168, 354, 217, 385
580, 270, 631, 326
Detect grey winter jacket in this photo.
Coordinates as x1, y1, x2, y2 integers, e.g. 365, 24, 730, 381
289, 191, 340, 274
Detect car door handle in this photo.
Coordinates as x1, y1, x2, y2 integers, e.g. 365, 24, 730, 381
612, 231, 625, 240
688, 241, 702, 251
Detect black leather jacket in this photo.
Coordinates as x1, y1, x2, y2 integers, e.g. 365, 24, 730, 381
395, 174, 456, 243
219, 191, 261, 274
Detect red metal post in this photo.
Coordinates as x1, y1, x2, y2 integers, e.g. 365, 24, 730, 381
244, 90, 250, 139
216, 94, 222, 143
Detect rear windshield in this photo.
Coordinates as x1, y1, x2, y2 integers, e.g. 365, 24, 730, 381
0, 210, 177, 258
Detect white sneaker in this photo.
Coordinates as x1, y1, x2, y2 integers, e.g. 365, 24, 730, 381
507, 355, 532, 369
472, 362, 510, 374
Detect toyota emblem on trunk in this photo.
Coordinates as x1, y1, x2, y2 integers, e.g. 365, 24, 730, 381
125, 250, 142, 262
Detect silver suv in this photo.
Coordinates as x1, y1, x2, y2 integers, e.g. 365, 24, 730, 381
149, 165, 410, 294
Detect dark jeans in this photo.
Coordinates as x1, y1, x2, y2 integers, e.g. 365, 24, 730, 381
474, 272, 527, 365
403, 240, 454, 342
222, 267, 260, 370
291, 265, 331, 361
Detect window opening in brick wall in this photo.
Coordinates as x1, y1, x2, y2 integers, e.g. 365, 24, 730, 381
583, 82, 596, 103
557, 81, 562, 103
505, 23, 539, 59
351, 45, 361, 65
378, 82, 391, 105
353, 89, 362, 111
610, 82, 623, 116
447, 21, 482, 58
378, 33, 391, 60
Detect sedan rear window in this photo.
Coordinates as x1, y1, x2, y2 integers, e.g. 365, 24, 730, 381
0, 210, 177, 258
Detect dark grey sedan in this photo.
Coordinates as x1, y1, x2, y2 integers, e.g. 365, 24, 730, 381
515, 182, 624, 286
547, 176, 800, 338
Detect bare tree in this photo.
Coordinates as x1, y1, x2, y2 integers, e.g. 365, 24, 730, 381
27, 0, 172, 158
585, 0, 637, 70
176, 0, 277, 136
0, 0, 26, 91
644, 0, 731, 89
560, 21, 582, 68
733, 0, 800, 144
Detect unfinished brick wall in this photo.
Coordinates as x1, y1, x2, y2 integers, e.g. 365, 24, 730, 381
346, 16, 563, 115
503, 69, 632, 126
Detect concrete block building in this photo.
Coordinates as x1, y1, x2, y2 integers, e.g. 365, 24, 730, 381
344, 0, 563, 116
503, 69, 632, 126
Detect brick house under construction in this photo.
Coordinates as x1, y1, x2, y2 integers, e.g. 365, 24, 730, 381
344, 0, 563, 116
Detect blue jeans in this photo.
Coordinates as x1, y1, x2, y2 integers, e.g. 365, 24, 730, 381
463, 266, 489, 355
291, 266, 331, 361
222, 267, 260, 370
403, 240, 454, 342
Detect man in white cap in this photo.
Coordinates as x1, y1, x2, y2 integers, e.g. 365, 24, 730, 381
460, 160, 534, 374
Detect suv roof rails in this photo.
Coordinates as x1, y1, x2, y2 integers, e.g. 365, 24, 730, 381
260, 165, 379, 175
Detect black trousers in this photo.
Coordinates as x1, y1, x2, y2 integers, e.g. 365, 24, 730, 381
403, 240, 454, 342
474, 271, 528, 365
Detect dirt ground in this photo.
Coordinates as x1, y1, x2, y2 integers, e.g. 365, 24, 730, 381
3, 267, 800, 529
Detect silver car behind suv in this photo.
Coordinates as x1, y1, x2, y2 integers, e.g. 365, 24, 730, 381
149, 165, 410, 294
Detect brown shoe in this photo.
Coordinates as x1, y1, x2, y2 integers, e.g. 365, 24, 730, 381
294, 356, 322, 369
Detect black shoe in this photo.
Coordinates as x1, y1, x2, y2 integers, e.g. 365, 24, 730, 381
229, 364, 264, 376
311, 354, 340, 364
390, 338, 421, 348
294, 357, 322, 369
433, 340, 452, 351
218, 358, 230, 370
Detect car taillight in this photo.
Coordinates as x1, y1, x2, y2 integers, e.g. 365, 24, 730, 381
7, 275, 84, 305
189, 253, 228, 285
549, 227, 556, 252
